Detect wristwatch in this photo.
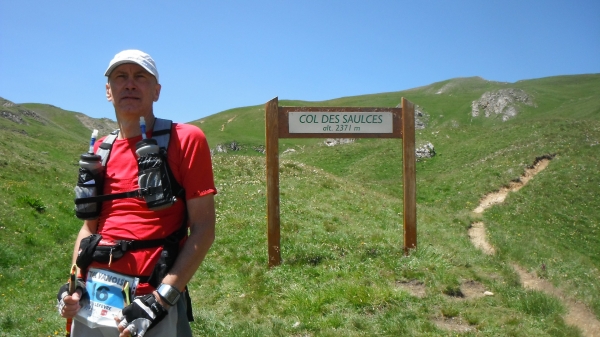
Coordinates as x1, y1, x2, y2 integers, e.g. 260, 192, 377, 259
156, 283, 181, 306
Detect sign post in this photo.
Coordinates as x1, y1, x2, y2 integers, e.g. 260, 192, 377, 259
265, 97, 416, 267
265, 98, 281, 267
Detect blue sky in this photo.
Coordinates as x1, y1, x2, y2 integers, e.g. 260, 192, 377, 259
1, 0, 598, 123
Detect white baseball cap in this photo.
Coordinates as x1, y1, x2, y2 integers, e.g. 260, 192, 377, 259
104, 50, 159, 82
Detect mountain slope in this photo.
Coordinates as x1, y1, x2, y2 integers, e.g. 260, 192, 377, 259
190, 74, 600, 149
0, 73, 598, 336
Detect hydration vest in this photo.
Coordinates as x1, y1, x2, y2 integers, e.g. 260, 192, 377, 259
74, 118, 187, 282
75, 118, 184, 210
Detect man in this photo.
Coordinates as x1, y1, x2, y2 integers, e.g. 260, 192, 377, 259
58, 50, 216, 337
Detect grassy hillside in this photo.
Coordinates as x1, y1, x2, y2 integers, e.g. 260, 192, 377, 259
0, 73, 599, 336
0, 100, 98, 335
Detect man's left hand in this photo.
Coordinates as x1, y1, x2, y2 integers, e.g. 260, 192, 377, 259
116, 294, 168, 337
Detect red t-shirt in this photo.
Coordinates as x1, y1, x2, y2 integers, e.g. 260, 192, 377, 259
89, 122, 216, 294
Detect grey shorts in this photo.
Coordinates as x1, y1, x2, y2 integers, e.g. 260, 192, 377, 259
71, 294, 192, 337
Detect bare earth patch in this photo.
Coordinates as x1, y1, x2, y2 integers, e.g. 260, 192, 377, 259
432, 280, 493, 333
460, 280, 490, 300
75, 114, 118, 136
432, 317, 473, 333
467, 155, 600, 336
395, 279, 426, 298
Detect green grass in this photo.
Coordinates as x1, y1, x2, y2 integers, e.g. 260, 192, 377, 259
0, 74, 599, 336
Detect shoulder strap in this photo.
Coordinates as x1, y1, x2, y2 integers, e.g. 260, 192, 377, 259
152, 118, 172, 150
96, 130, 119, 166
153, 118, 185, 199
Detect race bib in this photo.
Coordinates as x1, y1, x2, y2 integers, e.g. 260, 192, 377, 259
74, 268, 139, 329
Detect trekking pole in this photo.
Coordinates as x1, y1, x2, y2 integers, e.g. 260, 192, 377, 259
66, 264, 77, 337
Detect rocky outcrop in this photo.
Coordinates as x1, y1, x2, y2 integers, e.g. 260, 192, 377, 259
1, 98, 46, 125
75, 114, 118, 136
415, 105, 428, 130
1, 110, 26, 124
211, 141, 245, 155
416, 142, 435, 160
396, 103, 429, 129
472, 89, 535, 121
1, 98, 17, 108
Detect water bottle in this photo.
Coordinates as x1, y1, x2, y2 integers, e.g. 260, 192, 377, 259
136, 116, 159, 157
136, 117, 174, 210
74, 154, 104, 219
74, 130, 104, 219
78, 153, 103, 176
135, 138, 159, 157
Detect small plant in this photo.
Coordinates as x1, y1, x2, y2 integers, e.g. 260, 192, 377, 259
463, 311, 481, 325
1, 315, 16, 330
443, 285, 464, 298
441, 305, 460, 318
18, 195, 46, 213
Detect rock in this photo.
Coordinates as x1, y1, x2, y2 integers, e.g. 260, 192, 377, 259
1, 110, 25, 124
416, 142, 435, 159
228, 141, 241, 151
253, 145, 266, 154
396, 103, 429, 129
212, 144, 228, 154
324, 138, 355, 147
472, 88, 536, 121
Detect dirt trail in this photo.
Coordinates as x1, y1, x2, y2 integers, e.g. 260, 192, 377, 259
220, 115, 237, 131
468, 156, 600, 337
468, 157, 551, 253
473, 158, 550, 213
513, 264, 600, 337
468, 222, 495, 255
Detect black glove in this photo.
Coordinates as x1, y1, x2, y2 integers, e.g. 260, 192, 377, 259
118, 294, 168, 337
56, 278, 88, 314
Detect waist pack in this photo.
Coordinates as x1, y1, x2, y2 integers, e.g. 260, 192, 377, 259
76, 226, 185, 287
76, 234, 130, 266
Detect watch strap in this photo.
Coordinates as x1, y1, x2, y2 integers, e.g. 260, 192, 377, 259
156, 283, 181, 306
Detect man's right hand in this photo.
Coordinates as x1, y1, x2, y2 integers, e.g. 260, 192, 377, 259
57, 280, 87, 319
59, 291, 82, 318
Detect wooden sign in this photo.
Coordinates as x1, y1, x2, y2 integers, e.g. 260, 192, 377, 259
265, 97, 416, 267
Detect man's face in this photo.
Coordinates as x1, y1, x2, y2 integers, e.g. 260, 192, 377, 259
106, 63, 161, 116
